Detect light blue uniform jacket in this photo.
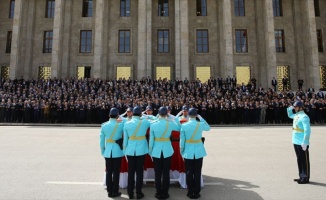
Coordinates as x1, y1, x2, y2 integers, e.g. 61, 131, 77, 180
100, 119, 124, 158
180, 118, 210, 159
123, 116, 151, 156
149, 118, 181, 158
287, 108, 311, 145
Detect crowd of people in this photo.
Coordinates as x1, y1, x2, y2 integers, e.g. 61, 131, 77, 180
0, 76, 325, 125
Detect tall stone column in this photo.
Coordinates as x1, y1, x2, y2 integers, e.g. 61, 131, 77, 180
51, 0, 65, 78
263, 0, 277, 87
61, 0, 72, 78
220, 0, 233, 78
146, 0, 152, 78
137, 0, 148, 79
9, 0, 25, 79
175, 0, 189, 80
301, 0, 320, 88
93, 0, 108, 79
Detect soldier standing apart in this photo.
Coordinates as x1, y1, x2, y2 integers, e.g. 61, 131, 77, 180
287, 101, 311, 184
180, 108, 210, 199
149, 107, 180, 200
100, 107, 124, 198
123, 106, 150, 199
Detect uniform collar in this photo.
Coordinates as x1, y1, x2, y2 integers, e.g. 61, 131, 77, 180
189, 118, 197, 121
109, 118, 117, 121
132, 116, 141, 119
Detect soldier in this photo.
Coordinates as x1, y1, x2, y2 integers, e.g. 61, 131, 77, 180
142, 106, 157, 121
287, 101, 311, 184
180, 108, 210, 199
123, 106, 151, 199
100, 107, 124, 198
178, 105, 189, 123
149, 107, 180, 200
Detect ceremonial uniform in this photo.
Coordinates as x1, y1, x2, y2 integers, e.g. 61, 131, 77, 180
149, 107, 180, 199
123, 107, 150, 199
287, 102, 311, 184
180, 108, 210, 199
100, 108, 124, 197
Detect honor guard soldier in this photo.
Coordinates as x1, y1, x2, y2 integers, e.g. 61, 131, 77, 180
287, 101, 311, 184
142, 106, 157, 121
180, 108, 210, 199
149, 107, 180, 200
178, 105, 190, 123
100, 107, 124, 198
123, 106, 151, 199
119, 107, 133, 122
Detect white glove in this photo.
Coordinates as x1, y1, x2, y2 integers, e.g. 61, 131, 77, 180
301, 144, 307, 151
197, 114, 202, 119
289, 106, 294, 110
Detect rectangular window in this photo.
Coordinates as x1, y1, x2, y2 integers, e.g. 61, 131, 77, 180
317, 29, 323, 52
80, 30, 92, 53
158, 0, 169, 17
118, 30, 131, 53
273, 0, 283, 17
275, 30, 285, 52
6, 31, 12, 53
120, 0, 130, 17
9, 0, 15, 19
157, 30, 169, 53
234, 0, 245, 16
196, 29, 209, 53
46, 0, 55, 18
196, 0, 207, 16
82, 0, 93, 17
43, 31, 53, 53
235, 29, 248, 53
314, 0, 320, 17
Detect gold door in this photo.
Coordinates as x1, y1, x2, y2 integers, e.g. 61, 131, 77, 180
277, 66, 290, 91
196, 66, 211, 83
320, 66, 326, 88
156, 66, 171, 80
38, 66, 51, 79
0, 66, 10, 79
116, 66, 131, 80
236, 66, 251, 86
77, 66, 85, 79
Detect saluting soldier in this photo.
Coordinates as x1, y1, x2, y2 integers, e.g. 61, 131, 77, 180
149, 107, 180, 200
180, 108, 210, 199
100, 107, 124, 198
123, 106, 150, 199
287, 101, 311, 184
178, 105, 189, 123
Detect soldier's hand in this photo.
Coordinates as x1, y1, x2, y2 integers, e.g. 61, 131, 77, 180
289, 106, 294, 110
301, 144, 307, 151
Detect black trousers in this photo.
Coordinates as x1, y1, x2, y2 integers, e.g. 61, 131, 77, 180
293, 144, 310, 179
153, 153, 172, 195
105, 157, 122, 195
184, 157, 203, 195
127, 155, 145, 196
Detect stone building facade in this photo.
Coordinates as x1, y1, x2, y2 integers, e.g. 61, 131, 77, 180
0, 0, 325, 90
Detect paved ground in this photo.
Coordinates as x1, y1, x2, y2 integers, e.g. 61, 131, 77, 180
0, 126, 325, 200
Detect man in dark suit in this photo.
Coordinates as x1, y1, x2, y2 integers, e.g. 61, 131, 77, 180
271, 77, 277, 92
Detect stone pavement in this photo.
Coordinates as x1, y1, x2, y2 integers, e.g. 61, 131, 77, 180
0, 126, 325, 200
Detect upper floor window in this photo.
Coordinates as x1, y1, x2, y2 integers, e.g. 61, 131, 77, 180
273, 0, 283, 17
196, 29, 209, 53
46, 0, 55, 18
9, 0, 15, 19
196, 0, 207, 16
82, 0, 93, 17
118, 30, 130, 53
234, 0, 245, 16
6, 31, 12, 53
158, 0, 169, 17
275, 30, 285, 52
120, 0, 130, 17
80, 30, 92, 53
43, 31, 53, 53
158, 30, 169, 53
235, 29, 248, 53
314, 0, 320, 17
317, 29, 323, 52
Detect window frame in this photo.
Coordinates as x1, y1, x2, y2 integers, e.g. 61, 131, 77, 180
196, 29, 209, 53
9, 0, 15, 19
235, 29, 248, 53
234, 0, 245, 17
273, 0, 283, 17
118, 30, 131, 53
80, 30, 93, 53
196, 0, 207, 16
82, 0, 93, 17
275, 29, 285, 53
43, 31, 53, 53
317, 29, 324, 52
314, 0, 320, 17
45, 0, 55, 18
6, 31, 12, 53
158, 0, 169, 17
157, 29, 170, 53
120, 0, 131, 17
